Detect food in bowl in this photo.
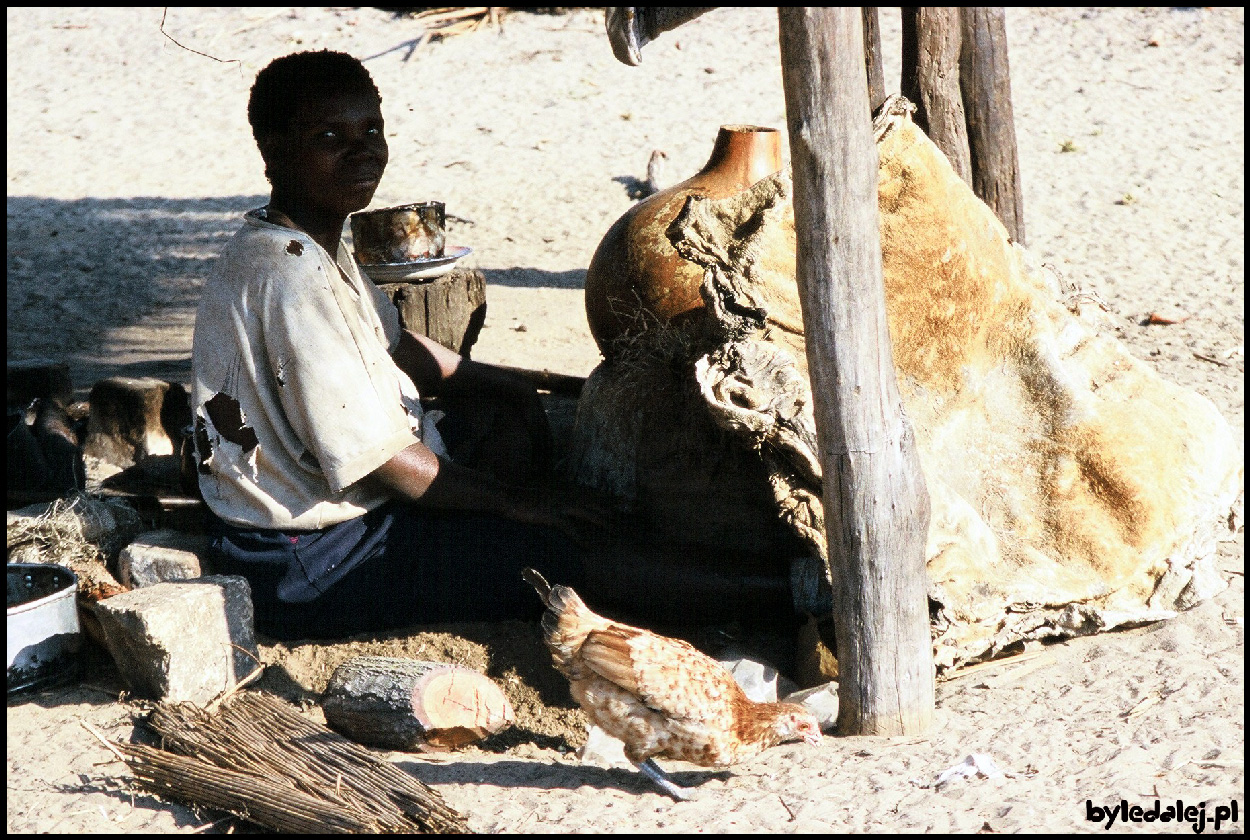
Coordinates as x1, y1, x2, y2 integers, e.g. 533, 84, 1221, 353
351, 202, 446, 264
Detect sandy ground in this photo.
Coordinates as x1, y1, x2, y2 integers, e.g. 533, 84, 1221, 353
7, 6, 1244, 834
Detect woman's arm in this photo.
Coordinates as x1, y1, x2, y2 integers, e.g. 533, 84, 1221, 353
368, 440, 604, 542
390, 329, 554, 471
391, 329, 531, 401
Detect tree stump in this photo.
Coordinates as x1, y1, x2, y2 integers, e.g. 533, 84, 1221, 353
322, 656, 514, 751
376, 267, 487, 358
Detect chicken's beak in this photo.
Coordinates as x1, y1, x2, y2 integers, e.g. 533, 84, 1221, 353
804, 731, 822, 747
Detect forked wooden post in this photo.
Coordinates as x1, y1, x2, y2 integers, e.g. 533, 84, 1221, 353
777, 7, 934, 736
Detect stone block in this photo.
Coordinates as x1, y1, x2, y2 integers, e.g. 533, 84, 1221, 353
83, 377, 192, 469
90, 575, 258, 705
118, 529, 210, 589
716, 651, 798, 704
7, 358, 73, 408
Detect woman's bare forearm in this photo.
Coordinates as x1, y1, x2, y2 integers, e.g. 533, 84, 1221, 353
369, 441, 520, 518
391, 329, 537, 402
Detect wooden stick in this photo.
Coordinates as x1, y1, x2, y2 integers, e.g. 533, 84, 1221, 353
861, 8, 887, 116
961, 7, 1026, 243
80, 720, 127, 763
777, 7, 934, 736
901, 7, 973, 183
415, 7, 488, 27
495, 364, 587, 396
942, 649, 1047, 680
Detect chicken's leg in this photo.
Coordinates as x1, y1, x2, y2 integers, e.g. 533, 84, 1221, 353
635, 758, 692, 801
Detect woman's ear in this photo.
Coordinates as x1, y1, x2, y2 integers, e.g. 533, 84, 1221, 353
257, 133, 286, 184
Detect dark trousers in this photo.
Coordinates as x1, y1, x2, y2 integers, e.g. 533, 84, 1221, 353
208, 501, 586, 640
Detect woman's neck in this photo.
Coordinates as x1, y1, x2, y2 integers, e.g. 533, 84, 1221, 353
264, 198, 344, 257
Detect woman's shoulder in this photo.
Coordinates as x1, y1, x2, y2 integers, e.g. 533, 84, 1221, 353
215, 210, 332, 293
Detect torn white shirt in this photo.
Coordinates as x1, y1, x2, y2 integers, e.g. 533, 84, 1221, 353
191, 208, 444, 530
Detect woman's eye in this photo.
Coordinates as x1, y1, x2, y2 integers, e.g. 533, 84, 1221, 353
319, 130, 338, 140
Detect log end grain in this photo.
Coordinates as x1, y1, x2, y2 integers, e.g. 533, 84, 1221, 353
323, 656, 514, 751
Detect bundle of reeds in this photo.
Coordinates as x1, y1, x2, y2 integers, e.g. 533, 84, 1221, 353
406, 7, 504, 49
117, 692, 470, 834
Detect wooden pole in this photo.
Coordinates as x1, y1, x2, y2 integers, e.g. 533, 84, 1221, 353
776, 7, 933, 736
960, 7, 1026, 243
900, 7, 972, 184
861, 8, 886, 116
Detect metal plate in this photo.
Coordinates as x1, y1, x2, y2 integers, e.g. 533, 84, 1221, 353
358, 246, 472, 283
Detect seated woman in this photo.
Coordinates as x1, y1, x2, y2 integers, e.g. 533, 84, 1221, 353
192, 50, 600, 640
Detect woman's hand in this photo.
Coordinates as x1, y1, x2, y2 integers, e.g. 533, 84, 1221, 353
504, 480, 613, 548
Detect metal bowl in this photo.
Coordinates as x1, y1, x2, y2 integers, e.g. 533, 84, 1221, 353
7, 563, 82, 695
351, 201, 446, 265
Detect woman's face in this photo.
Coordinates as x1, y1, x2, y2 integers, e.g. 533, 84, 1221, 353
264, 89, 389, 219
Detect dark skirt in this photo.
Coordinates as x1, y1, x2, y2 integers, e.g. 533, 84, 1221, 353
207, 501, 586, 640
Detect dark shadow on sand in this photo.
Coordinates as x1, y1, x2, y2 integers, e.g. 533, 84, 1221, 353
7, 195, 590, 398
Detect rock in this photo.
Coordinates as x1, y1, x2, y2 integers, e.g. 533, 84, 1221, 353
89, 575, 259, 705
118, 529, 210, 589
717, 651, 798, 704
795, 613, 838, 687
578, 724, 631, 769
83, 377, 191, 469
7, 358, 73, 408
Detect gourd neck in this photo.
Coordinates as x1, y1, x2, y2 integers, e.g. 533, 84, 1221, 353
698, 125, 784, 192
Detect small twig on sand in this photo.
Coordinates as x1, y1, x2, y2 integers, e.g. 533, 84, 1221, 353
1123, 692, 1161, 720
228, 9, 289, 38
942, 650, 1047, 680
159, 8, 238, 65
80, 720, 127, 764
205, 663, 265, 714
1193, 351, 1231, 367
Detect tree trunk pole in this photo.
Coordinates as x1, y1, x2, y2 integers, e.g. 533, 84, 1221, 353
960, 6, 1026, 243
776, 7, 934, 736
861, 8, 887, 116
900, 7, 972, 184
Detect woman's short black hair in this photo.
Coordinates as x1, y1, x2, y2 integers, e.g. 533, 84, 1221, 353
247, 50, 381, 143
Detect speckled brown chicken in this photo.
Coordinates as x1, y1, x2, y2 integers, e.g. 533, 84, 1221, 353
523, 568, 822, 800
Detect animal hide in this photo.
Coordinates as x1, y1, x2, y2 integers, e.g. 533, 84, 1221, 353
571, 109, 1243, 670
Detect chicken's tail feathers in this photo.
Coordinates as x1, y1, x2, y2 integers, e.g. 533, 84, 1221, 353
524, 568, 600, 676
523, 567, 591, 617
522, 567, 552, 602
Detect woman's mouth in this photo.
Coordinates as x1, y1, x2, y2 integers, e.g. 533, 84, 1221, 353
348, 171, 382, 188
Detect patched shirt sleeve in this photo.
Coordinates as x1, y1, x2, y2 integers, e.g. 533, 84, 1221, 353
261, 249, 416, 493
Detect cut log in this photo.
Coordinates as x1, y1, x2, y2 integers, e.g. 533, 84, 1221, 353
378, 267, 487, 358
322, 656, 514, 750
